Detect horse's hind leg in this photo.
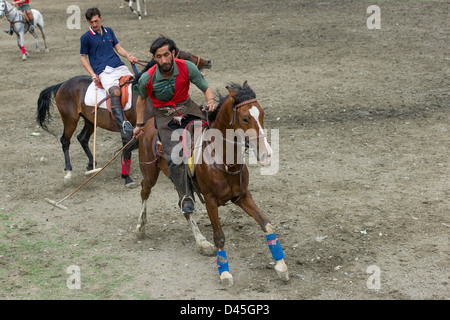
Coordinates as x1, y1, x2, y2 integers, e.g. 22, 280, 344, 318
60, 127, 77, 184
37, 24, 49, 53
143, 0, 148, 15
235, 191, 289, 282
184, 213, 215, 256
58, 103, 80, 184
136, 146, 161, 239
29, 28, 40, 52
76, 119, 94, 171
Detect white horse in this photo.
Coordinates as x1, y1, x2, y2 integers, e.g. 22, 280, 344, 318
127, 0, 148, 20
0, 0, 48, 60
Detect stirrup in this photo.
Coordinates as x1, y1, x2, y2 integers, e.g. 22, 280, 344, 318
181, 195, 195, 214
122, 120, 133, 135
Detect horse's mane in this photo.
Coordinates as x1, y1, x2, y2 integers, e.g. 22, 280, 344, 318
206, 82, 256, 123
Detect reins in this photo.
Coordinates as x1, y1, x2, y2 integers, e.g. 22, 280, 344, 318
1, 1, 21, 24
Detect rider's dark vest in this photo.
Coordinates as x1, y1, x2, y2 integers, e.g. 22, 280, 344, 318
145, 59, 190, 108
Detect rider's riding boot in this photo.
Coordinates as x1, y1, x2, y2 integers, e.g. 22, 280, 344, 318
109, 86, 133, 137
170, 165, 195, 214
4, 28, 13, 35
28, 11, 35, 31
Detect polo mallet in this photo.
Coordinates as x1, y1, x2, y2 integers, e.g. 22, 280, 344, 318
85, 85, 102, 175
45, 137, 136, 210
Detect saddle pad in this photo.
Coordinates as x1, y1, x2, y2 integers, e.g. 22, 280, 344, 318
84, 82, 132, 111
187, 127, 207, 176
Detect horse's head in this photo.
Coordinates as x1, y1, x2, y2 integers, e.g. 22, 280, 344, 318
177, 50, 212, 73
223, 82, 272, 165
0, 0, 7, 19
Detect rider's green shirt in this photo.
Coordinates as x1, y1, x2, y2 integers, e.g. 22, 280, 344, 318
133, 60, 208, 102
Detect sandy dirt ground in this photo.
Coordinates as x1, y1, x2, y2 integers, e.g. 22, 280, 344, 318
0, 0, 448, 300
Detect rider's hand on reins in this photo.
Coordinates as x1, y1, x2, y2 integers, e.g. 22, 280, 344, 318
202, 102, 216, 112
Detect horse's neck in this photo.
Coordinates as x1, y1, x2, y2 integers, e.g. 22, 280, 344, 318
210, 100, 233, 133
6, 3, 22, 22
209, 101, 244, 166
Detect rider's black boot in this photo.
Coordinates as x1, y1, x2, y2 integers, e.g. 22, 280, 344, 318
170, 165, 195, 214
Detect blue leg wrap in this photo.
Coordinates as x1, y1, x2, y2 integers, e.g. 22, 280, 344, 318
216, 250, 230, 274
266, 233, 285, 261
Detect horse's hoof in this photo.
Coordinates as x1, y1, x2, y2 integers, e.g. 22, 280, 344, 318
22, 54, 27, 61
45, 48, 49, 53
135, 225, 146, 240
275, 260, 289, 282
220, 271, 234, 286
36, 48, 40, 53
198, 240, 215, 256
64, 171, 72, 185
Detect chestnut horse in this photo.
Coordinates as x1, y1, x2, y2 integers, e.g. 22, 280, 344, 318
36, 51, 211, 187
136, 82, 289, 285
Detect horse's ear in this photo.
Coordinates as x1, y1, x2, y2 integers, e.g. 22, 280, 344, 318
243, 81, 249, 87
226, 85, 236, 98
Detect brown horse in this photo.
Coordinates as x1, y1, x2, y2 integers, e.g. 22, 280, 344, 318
136, 82, 289, 285
36, 51, 211, 187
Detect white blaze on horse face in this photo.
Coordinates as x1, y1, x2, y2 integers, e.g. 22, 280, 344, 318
249, 106, 272, 164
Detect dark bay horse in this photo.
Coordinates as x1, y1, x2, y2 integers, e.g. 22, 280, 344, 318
136, 82, 289, 285
36, 51, 211, 187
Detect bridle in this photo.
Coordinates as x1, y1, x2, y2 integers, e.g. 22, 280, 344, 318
0, 1, 25, 25
0, 0, 11, 16
229, 98, 267, 142
178, 51, 202, 68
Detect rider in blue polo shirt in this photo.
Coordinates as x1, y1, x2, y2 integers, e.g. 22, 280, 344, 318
80, 7, 138, 141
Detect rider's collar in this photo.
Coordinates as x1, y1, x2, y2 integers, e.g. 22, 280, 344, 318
89, 26, 107, 36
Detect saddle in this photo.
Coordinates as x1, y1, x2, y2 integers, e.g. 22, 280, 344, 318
155, 120, 208, 203
96, 75, 133, 109
84, 75, 134, 113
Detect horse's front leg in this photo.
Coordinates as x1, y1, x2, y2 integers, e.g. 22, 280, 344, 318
205, 198, 233, 285
184, 213, 215, 256
16, 31, 27, 60
236, 191, 289, 282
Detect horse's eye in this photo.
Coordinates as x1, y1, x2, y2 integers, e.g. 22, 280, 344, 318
242, 117, 250, 124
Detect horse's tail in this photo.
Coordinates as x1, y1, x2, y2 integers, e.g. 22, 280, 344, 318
36, 82, 63, 135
